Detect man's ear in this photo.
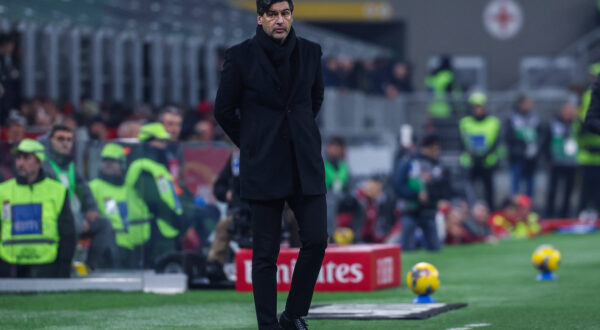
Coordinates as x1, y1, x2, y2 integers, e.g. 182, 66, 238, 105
257, 15, 263, 26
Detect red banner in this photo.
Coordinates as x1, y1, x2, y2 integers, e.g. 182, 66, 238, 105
236, 244, 401, 292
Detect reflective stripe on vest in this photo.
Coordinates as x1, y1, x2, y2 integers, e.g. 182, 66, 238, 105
0, 178, 66, 264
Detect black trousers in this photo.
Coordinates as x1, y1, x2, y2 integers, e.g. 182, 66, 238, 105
249, 194, 327, 330
579, 165, 600, 212
469, 165, 495, 210
545, 165, 576, 218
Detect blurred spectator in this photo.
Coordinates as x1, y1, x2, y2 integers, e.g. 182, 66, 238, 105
393, 133, 451, 251
444, 204, 471, 245
0, 34, 20, 125
459, 92, 501, 209
544, 103, 578, 218
322, 57, 341, 88
425, 56, 460, 118
489, 197, 520, 239
125, 123, 213, 267
159, 106, 184, 180
384, 61, 413, 98
189, 120, 215, 142
324, 136, 350, 237
88, 143, 134, 267
505, 94, 542, 198
160, 106, 183, 141
514, 194, 541, 238
352, 177, 396, 243
6, 110, 26, 143
489, 195, 539, 239
462, 202, 494, 243
0, 139, 75, 278
117, 120, 142, 139
0, 111, 26, 179
337, 56, 357, 90
207, 147, 242, 283
88, 116, 108, 141
42, 124, 116, 269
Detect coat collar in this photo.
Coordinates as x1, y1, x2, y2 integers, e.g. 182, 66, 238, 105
251, 33, 303, 103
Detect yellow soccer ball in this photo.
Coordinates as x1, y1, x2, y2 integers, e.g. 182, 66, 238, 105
406, 262, 440, 296
532, 244, 561, 272
333, 227, 354, 245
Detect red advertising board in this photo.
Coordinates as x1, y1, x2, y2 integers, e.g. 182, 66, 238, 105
236, 244, 401, 292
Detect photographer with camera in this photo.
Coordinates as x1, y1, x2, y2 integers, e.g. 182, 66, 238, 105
207, 147, 248, 283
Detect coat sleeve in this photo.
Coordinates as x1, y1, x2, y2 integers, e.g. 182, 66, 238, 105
214, 48, 243, 147
311, 46, 325, 118
585, 75, 600, 134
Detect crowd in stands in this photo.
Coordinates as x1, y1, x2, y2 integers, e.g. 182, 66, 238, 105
322, 57, 413, 97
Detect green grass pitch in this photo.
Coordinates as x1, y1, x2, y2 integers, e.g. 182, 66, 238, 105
1, 233, 599, 329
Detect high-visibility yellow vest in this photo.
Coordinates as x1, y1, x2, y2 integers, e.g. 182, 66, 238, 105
125, 158, 183, 243
459, 115, 501, 168
0, 177, 66, 264
89, 178, 134, 250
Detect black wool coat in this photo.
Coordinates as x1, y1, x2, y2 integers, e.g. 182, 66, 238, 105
214, 32, 326, 200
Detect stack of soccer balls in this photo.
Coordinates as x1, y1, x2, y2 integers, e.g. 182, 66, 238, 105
406, 262, 440, 303
531, 244, 561, 280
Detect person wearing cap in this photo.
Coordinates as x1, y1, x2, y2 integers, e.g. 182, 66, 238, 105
42, 124, 116, 269
543, 102, 578, 218
125, 123, 185, 266
504, 93, 543, 198
393, 133, 452, 251
580, 63, 600, 213
459, 92, 501, 209
0, 139, 76, 277
89, 143, 134, 267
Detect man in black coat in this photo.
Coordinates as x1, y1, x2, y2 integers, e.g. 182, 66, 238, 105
214, 1, 327, 329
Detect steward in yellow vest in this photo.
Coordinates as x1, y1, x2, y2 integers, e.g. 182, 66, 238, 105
459, 92, 501, 209
0, 139, 75, 278
125, 123, 184, 266
89, 143, 134, 257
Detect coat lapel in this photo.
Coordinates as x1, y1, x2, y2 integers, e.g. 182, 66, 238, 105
287, 39, 303, 101
251, 38, 281, 88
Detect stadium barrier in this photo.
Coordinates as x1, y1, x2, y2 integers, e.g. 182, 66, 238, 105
235, 244, 401, 292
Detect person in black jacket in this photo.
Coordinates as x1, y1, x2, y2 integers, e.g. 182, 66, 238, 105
393, 133, 451, 251
214, 1, 327, 328
206, 148, 244, 283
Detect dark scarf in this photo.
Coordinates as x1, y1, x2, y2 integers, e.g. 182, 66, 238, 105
255, 25, 297, 97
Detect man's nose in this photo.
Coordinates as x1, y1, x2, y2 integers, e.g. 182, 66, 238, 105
275, 14, 284, 24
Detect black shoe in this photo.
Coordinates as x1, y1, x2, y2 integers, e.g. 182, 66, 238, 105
279, 311, 308, 330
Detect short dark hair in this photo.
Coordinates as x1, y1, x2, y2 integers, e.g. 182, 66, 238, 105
421, 133, 440, 147
256, 0, 294, 16
50, 124, 73, 138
